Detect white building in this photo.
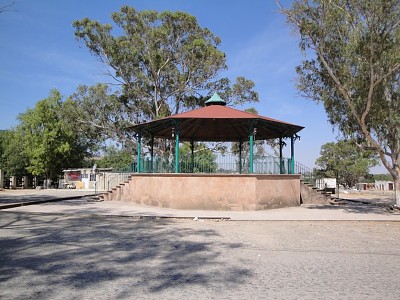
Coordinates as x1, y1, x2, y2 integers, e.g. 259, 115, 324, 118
315, 178, 336, 190
62, 168, 130, 191
375, 180, 394, 191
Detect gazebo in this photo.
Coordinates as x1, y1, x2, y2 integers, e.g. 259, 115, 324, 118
123, 93, 305, 210
130, 93, 304, 174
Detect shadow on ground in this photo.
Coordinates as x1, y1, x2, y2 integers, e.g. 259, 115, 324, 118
0, 194, 58, 204
0, 211, 251, 298
306, 198, 398, 215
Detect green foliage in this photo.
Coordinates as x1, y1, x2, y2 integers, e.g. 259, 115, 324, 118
315, 140, 378, 187
65, 84, 135, 144
179, 142, 217, 173
230, 108, 267, 172
72, 6, 259, 144
373, 174, 393, 182
73, 7, 224, 120
362, 173, 375, 184
16, 90, 95, 179
279, 0, 400, 194
0, 129, 28, 176
97, 145, 134, 170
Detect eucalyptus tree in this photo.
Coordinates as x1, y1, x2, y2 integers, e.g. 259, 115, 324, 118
278, 0, 400, 205
96, 145, 134, 171
64, 84, 134, 145
72, 6, 258, 133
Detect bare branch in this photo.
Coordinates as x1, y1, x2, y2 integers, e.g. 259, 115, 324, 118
0, 2, 15, 14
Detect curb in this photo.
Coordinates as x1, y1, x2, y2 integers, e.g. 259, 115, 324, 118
0, 194, 96, 210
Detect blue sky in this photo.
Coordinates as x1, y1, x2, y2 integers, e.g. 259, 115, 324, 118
0, 0, 385, 172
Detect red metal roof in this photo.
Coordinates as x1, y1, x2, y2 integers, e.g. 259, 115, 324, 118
130, 104, 304, 141
172, 104, 298, 125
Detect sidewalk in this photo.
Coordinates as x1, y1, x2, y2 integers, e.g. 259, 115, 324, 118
1, 189, 399, 221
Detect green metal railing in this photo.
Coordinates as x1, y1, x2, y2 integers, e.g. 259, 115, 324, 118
294, 161, 315, 184
127, 154, 306, 175
112, 154, 316, 190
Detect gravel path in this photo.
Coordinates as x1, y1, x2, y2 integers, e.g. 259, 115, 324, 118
1, 211, 400, 299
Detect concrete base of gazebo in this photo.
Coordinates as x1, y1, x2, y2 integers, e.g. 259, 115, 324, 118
104, 173, 301, 210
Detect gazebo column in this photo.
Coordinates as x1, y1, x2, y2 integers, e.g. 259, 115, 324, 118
190, 141, 194, 173
150, 135, 154, 173
279, 137, 283, 174
290, 135, 295, 174
249, 125, 254, 174
174, 121, 180, 173
137, 132, 142, 173
239, 141, 243, 174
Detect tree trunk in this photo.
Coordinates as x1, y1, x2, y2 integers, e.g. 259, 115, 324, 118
395, 175, 400, 207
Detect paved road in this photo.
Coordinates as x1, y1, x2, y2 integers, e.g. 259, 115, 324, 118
1, 211, 400, 299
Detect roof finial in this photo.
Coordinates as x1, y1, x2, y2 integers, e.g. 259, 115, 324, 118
205, 92, 226, 106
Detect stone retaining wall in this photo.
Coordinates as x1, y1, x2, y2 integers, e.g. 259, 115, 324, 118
105, 173, 301, 210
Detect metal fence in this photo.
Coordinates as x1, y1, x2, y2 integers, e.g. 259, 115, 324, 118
127, 154, 313, 177
104, 172, 132, 191
294, 161, 315, 184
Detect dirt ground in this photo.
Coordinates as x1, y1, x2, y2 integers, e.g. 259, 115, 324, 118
1, 211, 400, 299
336, 189, 395, 202
1, 188, 399, 299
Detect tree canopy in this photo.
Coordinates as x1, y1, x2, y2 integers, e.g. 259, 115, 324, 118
230, 108, 267, 172
0, 129, 28, 176
315, 140, 378, 187
96, 145, 134, 171
278, 0, 400, 205
64, 84, 134, 144
72, 6, 259, 143
373, 174, 393, 182
16, 90, 95, 180
179, 142, 217, 173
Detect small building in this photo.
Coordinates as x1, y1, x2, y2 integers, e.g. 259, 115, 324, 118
62, 168, 126, 191
375, 180, 394, 191
356, 182, 375, 191
315, 178, 336, 194
315, 178, 336, 190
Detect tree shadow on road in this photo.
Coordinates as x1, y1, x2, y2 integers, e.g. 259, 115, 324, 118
305, 198, 398, 215
0, 194, 58, 204
0, 211, 251, 298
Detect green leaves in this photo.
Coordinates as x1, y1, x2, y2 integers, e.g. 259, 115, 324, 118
66, 84, 134, 143
14, 90, 94, 179
0, 129, 28, 176
179, 142, 217, 173
315, 140, 378, 187
97, 145, 133, 170
72, 5, 258, 158
280, 0, 400, 182
73, 6, 257, 124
